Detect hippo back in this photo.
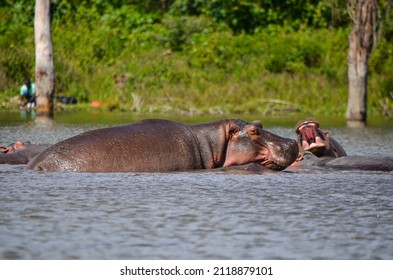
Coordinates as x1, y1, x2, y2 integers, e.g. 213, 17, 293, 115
27, 119, 203, 172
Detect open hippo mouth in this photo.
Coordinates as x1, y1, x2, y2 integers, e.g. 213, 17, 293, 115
296, 120, 327, 157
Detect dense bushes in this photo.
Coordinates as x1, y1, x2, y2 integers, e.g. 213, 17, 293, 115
0, 1, 392, 117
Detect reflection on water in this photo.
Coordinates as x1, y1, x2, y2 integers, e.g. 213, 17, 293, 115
0, 113, 392, 259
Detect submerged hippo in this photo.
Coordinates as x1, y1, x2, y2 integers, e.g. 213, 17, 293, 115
298, 151, 393, 171
27, 119, 298, 172
1, 141, 51, 164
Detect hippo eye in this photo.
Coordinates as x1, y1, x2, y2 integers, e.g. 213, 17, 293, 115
249, 128, 260, 135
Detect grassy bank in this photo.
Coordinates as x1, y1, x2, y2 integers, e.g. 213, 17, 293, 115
1, 10, 392, 118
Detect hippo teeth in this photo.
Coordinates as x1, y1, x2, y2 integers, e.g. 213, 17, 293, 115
302, 140, 311, 149
261, 159, 271, 165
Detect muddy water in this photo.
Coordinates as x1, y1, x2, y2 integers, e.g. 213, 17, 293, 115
0, 114, 392, 259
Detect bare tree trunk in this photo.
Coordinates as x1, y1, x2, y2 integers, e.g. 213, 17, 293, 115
34, 0, 54, 120
346, 0, 378, 127
160, 0, 169, 13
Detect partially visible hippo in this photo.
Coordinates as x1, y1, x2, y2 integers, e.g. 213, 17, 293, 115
297, 151, 393, 172
27, 119, 299, 172
295, 118, 347, 158
1, 141, 51, 164
291, 119, 392, 171
1, 141, 26, 154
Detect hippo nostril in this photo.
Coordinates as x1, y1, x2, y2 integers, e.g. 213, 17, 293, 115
268, 139, 299, 168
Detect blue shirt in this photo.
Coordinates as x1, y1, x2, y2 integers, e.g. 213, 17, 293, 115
20, 83, 36, 98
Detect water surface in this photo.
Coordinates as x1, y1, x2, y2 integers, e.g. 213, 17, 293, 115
1, 113, 392, 259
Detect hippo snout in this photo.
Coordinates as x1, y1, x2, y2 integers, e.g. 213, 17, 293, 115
266, 138, 299, 171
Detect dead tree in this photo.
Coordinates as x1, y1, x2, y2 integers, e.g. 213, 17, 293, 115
346, 0, 379, 127
34, 0, 54, 119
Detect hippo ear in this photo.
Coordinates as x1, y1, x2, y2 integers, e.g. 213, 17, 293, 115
251, 120, 263, 129
228, 123, 242, 139
0, 146, 8, 153
228, 127, 238, 139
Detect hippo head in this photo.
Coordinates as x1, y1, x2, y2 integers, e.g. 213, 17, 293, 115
295, 118, 331, 157
224, 121, 298, 171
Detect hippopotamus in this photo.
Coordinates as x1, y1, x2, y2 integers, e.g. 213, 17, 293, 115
0, 141, 51, 164
295, 118, 346, 158
291, 119, 392, 171
26, 119, 299, 172
292, 118, 346, 167
296, 151, 393, 171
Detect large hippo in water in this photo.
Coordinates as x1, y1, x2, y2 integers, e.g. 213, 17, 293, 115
1, 141, 51, 164
27, 119, 298, 172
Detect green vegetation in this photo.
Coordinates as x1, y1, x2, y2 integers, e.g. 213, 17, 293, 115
1, 0, 392, 118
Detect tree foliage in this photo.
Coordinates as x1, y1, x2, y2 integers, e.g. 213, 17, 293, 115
0, 0, 392, 116
0, 0, 351, 31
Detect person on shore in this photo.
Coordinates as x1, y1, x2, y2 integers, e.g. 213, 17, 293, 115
20, 78, 36, 110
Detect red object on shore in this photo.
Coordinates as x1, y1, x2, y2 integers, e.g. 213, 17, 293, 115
90, 101, 104, 107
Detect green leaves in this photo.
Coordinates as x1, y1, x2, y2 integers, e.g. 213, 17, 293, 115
0, 0, 392, 117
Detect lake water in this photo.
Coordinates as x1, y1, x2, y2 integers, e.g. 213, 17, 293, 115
1, 113, 392, 259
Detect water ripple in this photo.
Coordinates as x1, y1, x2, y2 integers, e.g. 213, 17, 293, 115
1, 125, 393, 259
